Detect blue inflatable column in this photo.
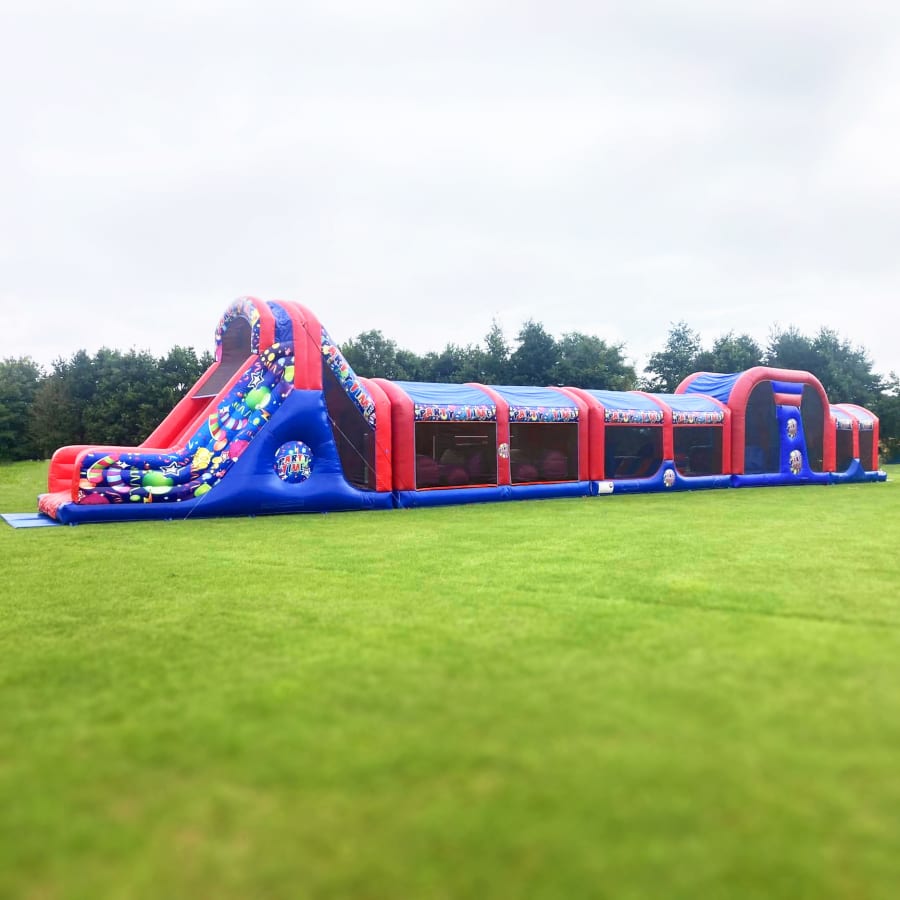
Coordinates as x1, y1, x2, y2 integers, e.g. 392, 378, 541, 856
776, 405, 821, 482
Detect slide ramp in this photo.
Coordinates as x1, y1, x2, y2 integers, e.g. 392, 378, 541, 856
39, 343, 293, 523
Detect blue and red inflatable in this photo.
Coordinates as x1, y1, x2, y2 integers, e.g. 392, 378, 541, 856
37, 297, 886, 524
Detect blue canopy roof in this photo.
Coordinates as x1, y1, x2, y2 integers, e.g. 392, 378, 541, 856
394, 382, 496, 422
649, 393, 726, 425
834, 404, 876, 430
584, 390, 658, 411
489, 385, 576, 408
489, 385, 578, 422
582, 390, 664, 424
680, 372, 742, 404
830, 405, 855, 430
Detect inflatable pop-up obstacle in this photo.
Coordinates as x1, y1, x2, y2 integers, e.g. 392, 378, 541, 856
36, 297, 886, 525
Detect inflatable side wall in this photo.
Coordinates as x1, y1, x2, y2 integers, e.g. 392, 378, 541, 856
37, 298, 886, 524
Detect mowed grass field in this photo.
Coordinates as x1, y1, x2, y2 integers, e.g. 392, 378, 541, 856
1, 461, 899, 900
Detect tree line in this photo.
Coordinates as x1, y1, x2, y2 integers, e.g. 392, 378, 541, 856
341, 320, 636, 391
1, 320, 897, 462
0, 347, 213, 462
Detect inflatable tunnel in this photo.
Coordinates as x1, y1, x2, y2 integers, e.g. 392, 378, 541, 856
37, 298, 887, 524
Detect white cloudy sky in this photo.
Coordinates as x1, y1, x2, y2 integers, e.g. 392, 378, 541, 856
2, 1, 899, 380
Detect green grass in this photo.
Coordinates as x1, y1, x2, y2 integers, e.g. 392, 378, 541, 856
1, 462, 898, 899
0, 458, 48, 511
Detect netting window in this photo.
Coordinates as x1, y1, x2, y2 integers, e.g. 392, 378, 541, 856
800, 385, 825, 472
673, 426, 723, 476
509, 422, 578, 483
835, 428, 854, 472
859, 429, 875, 470
744, 382, 779, 473
323, 362, 376, 490
414, 422, 498, 488
605, 426, 663, 479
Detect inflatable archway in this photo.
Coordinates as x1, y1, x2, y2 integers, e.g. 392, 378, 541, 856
37, 298, 886, 524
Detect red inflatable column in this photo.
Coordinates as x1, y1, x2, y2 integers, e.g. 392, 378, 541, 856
466, 384, 510, 485
372, 379, 416, 491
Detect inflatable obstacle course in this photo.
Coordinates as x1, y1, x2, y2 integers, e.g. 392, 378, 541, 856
35, 297, 886, 524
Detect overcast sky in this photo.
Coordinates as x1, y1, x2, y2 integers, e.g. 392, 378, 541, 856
2, 1, 899, 383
